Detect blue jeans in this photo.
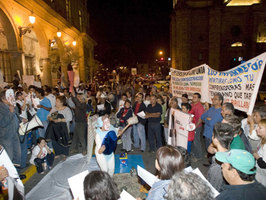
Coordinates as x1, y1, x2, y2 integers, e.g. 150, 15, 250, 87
34, 153, 54, 173
187, 141, 192, 153
0, 134, 21, 166
191, 126, 203, 158
20, 134, 28, 168
37, 120, 49, 138
122, 126, 132, 151
147, 122, 162, 152
133, 123, 146, 151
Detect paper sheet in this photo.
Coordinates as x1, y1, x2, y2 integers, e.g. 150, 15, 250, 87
137, 165, 159, 187
68, 170, 89, 200
192, 168, 220, 198
137, 111, 146, 119
32, 98, 40, 109
119, 190, 136, 200
97, 104, 104, 111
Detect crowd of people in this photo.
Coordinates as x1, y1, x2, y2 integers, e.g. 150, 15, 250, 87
0, 79, 266, 199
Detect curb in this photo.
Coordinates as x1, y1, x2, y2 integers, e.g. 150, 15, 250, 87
22, 165, 36, 184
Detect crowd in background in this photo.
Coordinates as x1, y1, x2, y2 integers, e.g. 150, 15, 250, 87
0, 77, 266, 200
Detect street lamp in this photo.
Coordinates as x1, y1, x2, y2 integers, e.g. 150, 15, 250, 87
57, 31, 62, 37
159, 50, 163, 55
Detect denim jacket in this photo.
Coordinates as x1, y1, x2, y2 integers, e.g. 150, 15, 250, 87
146, 180, 170, 200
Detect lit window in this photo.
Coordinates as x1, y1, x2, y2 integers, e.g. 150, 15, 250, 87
231, 42, 243, 47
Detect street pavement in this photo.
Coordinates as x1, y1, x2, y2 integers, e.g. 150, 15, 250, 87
24, 141, 210, 195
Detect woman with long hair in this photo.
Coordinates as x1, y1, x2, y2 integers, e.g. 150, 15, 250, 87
146, 145, 184, 200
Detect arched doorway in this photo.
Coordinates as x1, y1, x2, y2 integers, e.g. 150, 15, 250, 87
22, 30, 41, 77
0, 8, 19, 83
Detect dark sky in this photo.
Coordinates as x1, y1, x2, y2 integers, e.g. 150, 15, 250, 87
87, 0, 173, 68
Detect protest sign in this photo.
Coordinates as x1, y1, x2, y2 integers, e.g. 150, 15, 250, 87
170, 64, 208, 102
22, 75, 34, 86
168, 108, 193, 149
207, 53, 266, 115
171, 52, 266, 115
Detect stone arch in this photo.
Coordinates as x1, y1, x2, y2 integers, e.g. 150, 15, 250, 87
0, 7, 19, 82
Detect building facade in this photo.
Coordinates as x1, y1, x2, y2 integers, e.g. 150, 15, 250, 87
170, 0, 266, 71
0, 0, 96, 86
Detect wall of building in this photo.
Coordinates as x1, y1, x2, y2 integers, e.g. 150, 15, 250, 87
0, 0, 96, 86
170, 0, 266, 71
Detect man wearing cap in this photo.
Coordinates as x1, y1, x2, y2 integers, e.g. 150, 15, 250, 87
215, 149, 266, 200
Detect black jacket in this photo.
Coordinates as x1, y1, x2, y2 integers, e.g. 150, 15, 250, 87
132, 102, 146, 125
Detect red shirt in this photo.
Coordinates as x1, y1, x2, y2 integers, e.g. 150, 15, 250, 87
190, 102, 204, 127
134, 103, 141, 115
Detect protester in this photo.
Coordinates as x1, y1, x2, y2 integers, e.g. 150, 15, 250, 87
207, 123, 234, 192
95, 115, 121, 176
157, 95, 167, 143
132, 93, 146, 152
146, 145, 184, 200
146, 94, 163, 152
253, 118, 266, 186
118, 93, 127, 110
47, 96, 72, 158
116, 99, 133, 152
215, 149, 266, 200
246, 109, 266, 151
190, 93, 205, 160
35, 87, 52, 138
15, 91, 29, 169
45, 87, 56, 109
70, 91, 87, 155
30, 137, 54, 174
83, 171, 120, 200
181, 103, 195, 153
164, 97, 180, 144
166, 171, 214, 200
0, 90, 21, 167
223, 115, 245, 150
199, 93, 223, 149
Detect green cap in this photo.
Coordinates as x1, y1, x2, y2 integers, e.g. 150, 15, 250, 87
215, 149, 256, 175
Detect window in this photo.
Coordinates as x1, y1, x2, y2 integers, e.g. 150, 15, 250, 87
79, 10, 83, 32
66, 0, 71, 21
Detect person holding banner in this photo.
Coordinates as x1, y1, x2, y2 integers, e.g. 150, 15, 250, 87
199, 93, 223, 149
190, 93, 205, 160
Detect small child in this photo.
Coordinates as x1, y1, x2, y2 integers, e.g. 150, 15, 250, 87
30, 137, 54, 174
181, 103, 195, 153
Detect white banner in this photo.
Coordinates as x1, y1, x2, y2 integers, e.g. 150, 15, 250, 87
171, 52, 266, 115
22, 75, 34, 87
168, 108, 192, 149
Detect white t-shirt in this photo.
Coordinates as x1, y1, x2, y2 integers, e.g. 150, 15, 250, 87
30, 145, 48, 165
256, 143, 266, 187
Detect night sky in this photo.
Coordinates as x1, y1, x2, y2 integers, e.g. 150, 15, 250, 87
87, 0, 173, 68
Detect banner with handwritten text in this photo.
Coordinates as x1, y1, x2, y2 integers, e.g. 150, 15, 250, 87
171, 52, 266, 115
